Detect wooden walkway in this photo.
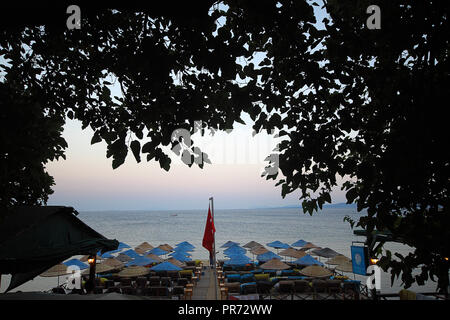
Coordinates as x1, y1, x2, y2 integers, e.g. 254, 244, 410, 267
192, 266, 219, 300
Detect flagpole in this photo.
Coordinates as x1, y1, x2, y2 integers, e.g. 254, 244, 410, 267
209, 196, 217, 300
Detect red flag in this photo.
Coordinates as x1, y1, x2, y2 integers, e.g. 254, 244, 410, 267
202, 205, 216, 253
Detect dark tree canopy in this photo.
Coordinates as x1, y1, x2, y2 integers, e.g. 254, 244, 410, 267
0, 1, 448, 292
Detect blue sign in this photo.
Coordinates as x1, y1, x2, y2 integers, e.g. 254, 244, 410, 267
351, 245, 368, 276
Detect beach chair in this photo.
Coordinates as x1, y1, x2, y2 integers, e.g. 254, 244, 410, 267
120, 277, 132, 287
51, 287, 66, 294
293, 280, 313, 300
225, 282, 241, 294
104, 280, 115, 289
312, 280, 328, 300
240, 282, 257, 295
135, 277, 148, 289
121, 286, 137, 295
177, 278, 189, 287
172, 286, 185, 299
149, 276, 161, 287
343, 281, 360, 300
326, 280, 342, 299
105, 287, 121, 294
160, 276, 171, 287
167, 270, 179, 280
277, 280, 294, 300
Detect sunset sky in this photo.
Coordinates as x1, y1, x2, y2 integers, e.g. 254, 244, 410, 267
46, 114, 347, 211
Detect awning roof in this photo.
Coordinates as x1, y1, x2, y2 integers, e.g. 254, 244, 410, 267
0, 206, 118, 292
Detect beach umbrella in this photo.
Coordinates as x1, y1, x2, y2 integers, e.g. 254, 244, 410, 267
279, 248, 306, 259
335, 261, 353, 273
146, 253, 164, 263
300, 242, 321, 251
171, 248, 192, 256
135, 242, 154, 252
63, 259, 89, 270
221, 241, 239, 248
291, 239, 308, 247
326, 255, 351, 266
40, 264, 70, 277
167, 258, 186, 268
104, 241, 132, 255
81, 262, 116, 275
311, 247, 341, 259
266, 241, 291, 249
118, 266, 150, 278
40, 264, 71, 287
150, 261, 182, 272
97, 250, 114, 259
169, 252, 192, 262
243, 241, 263, 249
125, 256, 157, 267
176, 241, 195, 250
299, 265, 333, 278
116, 253, 133, 262
157, 244, 173, 252
224, 245, 246, 256
257, 251, 282, 262
259, 258, 290, 270
292, 254, 324, 267
148, 247, 168, 256
224, 255, 252, 266
103, 258, 125, 269
122, 249, 142, 259
250, 246, 269, 255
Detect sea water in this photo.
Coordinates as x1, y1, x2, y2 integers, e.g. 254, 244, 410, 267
0, 207, 438, 295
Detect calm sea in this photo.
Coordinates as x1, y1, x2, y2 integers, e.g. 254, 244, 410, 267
0, 207, 438, 294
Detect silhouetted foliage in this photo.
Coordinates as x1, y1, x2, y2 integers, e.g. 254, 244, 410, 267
0, 1, 448, 292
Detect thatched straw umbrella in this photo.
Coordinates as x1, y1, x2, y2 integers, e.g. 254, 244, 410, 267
40, 264, 70, 277
251, 246, 269, 255
118, 266, 150, 278
82, 262, 116, 275
157, 244, 173, 252
279, 248, 306, 260
146, 253, 164, 263
299, 265, 333, 278
116, 253, 133, 262
335, 261, 353, 273
167, 258, 186, 268
259, 258, 291, 270
243, 241, 263, 249
326, 255, 351, 266
40, 264, 71, 287
301, 242, 321, 251
135, 242, 153, 252
102, 258, 124, 269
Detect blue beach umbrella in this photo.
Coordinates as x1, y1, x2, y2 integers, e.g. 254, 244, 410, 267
291, 239, 308, 247
148, 247, 168, 256
224, 245, 246, 256
257, 251, 282, 262
221, 241, 240, 248
104, 242, 132, 255
63, 259, 89, 270
224, 255, 252, 266
170, 250, 191, 257
176, 241, 195, 250
150, 261, 182, 272
266, 241, 291, 249
170, 252, 192, 262
292, 254, 324, 266
125, 256, 157, 267
97, 250, 114, 259
122, 249, 142, 259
